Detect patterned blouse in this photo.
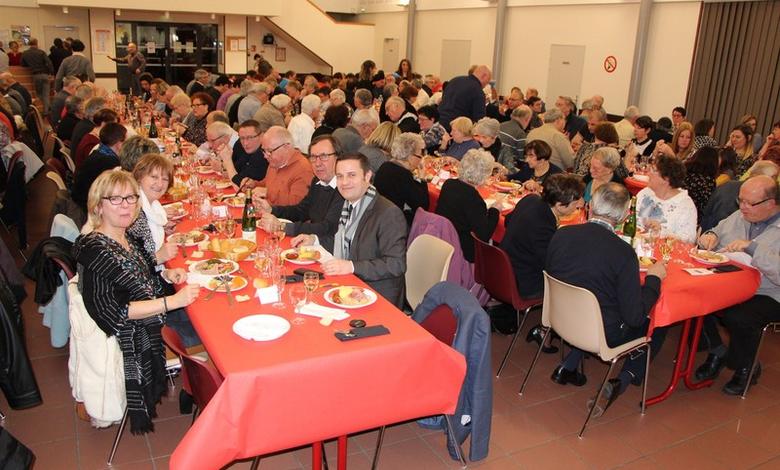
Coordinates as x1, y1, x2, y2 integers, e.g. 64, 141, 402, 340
636, 187, 698, 243
736, 154, 757, 179
684, 172, 716, 225
182, 113, 208, 146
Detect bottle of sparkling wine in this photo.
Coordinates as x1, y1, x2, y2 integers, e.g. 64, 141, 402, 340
148, 114, 158, 138
241, 188, 257, 242
622, 196, 637, 245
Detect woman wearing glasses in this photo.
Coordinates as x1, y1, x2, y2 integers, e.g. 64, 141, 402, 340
74, 169, 200, 433
176, 92, 213, 146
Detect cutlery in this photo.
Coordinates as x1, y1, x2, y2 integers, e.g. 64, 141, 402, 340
204, 277, 225, 301
224, 276, 234, 305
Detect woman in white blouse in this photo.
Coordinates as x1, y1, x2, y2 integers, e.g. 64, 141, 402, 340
636, 154, 698, 243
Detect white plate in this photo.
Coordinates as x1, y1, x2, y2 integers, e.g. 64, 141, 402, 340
197, 166, 216, 174
188, 258, 239, 276
215, 180, 233, 189
233, 314, 291, 341
163, 203, 189, 221
691, 250, 729, 265
638, 256, 656, 272
205, 275, 248, 292
323, 286, 378, 309
167, 231, 209, 247
281, 248, 318, 265
225, 197, 245, 208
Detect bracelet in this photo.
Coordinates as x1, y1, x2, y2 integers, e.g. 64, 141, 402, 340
163, 296, 169, 314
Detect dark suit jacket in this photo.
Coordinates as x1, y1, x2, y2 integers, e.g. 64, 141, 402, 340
546, 223, 661, 343
321, 195, 407, 307
435, 179, 499, 263
438, 74, 486, 131
272, 178, 343, 239
374, 161, 429, 225
701, 180, 741, 231
500, 195, 555, 298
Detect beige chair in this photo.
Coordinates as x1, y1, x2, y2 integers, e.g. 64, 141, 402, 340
405, 234, 454, 310
519, 271, 651, 437
42, 130, 57, 162
46, 171, 66, 191
53, 135, 76, 173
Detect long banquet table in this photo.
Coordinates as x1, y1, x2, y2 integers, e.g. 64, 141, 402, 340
168, 209, 467, 469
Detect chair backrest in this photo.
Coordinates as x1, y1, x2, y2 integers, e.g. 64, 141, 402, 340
542, 271, 606, 356
406, 234, 455, 310
420, 304, 457, 346
161, 326, 223, 412
471, 232, 523, 308
45, 157, 67, 180
43, 130, 56, 162
46, 171, 66, 191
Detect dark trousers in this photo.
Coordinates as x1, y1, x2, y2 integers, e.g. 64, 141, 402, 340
721, 295, 780, 370
562, 319, 667, 384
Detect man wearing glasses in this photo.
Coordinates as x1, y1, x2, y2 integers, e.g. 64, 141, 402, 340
696, 175, 780, 395
255, 135, 344, 239
222, 120, 268, 189
254, 126, 314, 206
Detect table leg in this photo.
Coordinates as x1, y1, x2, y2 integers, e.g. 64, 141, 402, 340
312, 441, 323, 470
337, 435, 347, 470
683, 316, 714, 390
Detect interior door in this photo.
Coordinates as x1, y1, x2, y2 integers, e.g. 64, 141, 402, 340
546, 44, 586, 106
382, 38, 399, 73
440, 39, 471, 81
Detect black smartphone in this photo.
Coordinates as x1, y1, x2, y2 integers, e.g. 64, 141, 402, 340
293, 268, 324, 279
712, 264, 742, 273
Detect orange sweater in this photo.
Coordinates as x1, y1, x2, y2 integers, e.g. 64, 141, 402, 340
260, 151, 314, 206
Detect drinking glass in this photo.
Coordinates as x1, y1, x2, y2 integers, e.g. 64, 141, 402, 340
274, 220, 287, 243
254, 247, 272, 278
288, 285, 307, 316
303, 272, 320, 304
272, 269, 286, 309
660, 237, 675, 262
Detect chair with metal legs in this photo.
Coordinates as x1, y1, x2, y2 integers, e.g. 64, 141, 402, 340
519, 272, 652, 437
741, 322, 780, 398
471, 233, 543, 377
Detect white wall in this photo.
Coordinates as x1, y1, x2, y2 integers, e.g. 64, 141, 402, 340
0, 5, 91, 57
38, 0, 282, 16
247, 18, 332, 75
225, 15, 247, 75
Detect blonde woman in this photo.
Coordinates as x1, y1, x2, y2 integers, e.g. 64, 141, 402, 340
442, 116, 481, 160
727, 124, 757, 177
655, 122, 694, 160
360, 121, 401, 174
74, 169, 199, 433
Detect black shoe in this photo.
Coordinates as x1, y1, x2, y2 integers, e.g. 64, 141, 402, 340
179, 389, 194, 414
551, 365, 587, 386
526, 325, 559, 354
722, 364, 762, 396
588, 379, 624, 418
695, 353, 726, 381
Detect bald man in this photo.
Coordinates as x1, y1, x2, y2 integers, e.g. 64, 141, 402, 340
438, 65, 491, 131
109, 42, 146, 95
695, 175, 780, 395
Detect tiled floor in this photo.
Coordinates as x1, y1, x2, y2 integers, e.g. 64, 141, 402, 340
3, 173, 780, 470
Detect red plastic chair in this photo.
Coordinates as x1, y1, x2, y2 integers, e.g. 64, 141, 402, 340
471, 232, 543, 377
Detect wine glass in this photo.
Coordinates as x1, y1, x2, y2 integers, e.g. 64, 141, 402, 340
272, 269, 286, 309
254, 247, 271, 277
288, 285, 307, 317
660, 237, 675, 262
274, 220, 287, 242
303, 272, 320, 304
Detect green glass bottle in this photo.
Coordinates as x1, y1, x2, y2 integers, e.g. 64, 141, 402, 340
241, 188, 256, 242
622, 196, 637, 245
148, 114, 158, 138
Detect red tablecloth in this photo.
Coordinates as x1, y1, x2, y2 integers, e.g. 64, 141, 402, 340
168, 212, 467, 469
624, 176, 648, 196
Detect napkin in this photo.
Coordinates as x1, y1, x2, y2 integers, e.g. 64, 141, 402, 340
187, 272, 212, 287
298, 303, 349, 321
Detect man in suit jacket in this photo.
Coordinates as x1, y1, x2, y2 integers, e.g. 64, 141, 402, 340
546, 182, 666, 415
256, 134, 344, 239
438, 65, 491, 131
292, 153, 407, 307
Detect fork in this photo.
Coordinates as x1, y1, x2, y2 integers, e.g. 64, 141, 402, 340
224, 276, 234, 305
204, 277, 225, 301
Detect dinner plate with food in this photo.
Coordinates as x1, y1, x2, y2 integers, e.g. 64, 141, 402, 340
281, 247, 321, 265
323, 286, 377, 309
225, 196, 245, 208
167, 230, 208, 247
493, 181, 522, 193
638, 256, 656, 272
197, 166, 216, 174
163, 202, 188, 221
215, 180, 233, 190
206, 275, 248, 292
188, 258, 239, 276
690, 249, 729, 265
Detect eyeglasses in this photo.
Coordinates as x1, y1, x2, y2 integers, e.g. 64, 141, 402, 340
736, 197, 772, 207
262, 142, 289, 154
309, 152, 336, 161
192, 102, 208, 107
103, 194, 139, 205
238, 133, 261, 142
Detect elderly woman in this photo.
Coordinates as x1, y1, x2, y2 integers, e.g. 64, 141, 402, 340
684, 147, 718, 224
583, 147, 624, 203
573, 122, 620, 176
176, 92, 212, 146
359, 121, 400, 174
418, 105, 447, 155
169, 92, 192, 124
442, 117, 481, 160
728, 124, 757, 178
473, 117, 502, 160
385, 96, 419, 134
509, 140, 562, 192
312, 103, 350, 140
435, 148, 501, 262
655, 122, 694, 161
255, 93, 291, 132
374, 133, 429, 225
73, 169, 200, 433
636, 154, 697, 243
119, 135, 160, 171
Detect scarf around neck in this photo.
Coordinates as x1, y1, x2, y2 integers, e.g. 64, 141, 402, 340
334, 185, 377, 260
139, 190, 168, 251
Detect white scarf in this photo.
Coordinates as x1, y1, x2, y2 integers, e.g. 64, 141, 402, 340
140, 191, 168, 250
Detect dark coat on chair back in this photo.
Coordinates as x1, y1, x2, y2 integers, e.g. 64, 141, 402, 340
413, 282, 492, 462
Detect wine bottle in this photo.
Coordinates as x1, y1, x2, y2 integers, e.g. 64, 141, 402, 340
622, 196, 637, 245
241, 188, 257, 242
148, 114, 158, 138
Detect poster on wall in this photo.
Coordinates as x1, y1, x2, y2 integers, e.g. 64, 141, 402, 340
147, 42, 156, 54
275, 47, 286, 62
11, 26, 31, 46
93, 29, 111, 54
185, 42, 194, 53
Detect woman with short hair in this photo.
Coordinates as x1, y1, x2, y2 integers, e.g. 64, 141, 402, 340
583, 147, 623, 203
573, 122, 619, 176
636, 154, 697, 242
509, 140, 562, 192
374, 133, 429, 225
442, 116, 481, 160
178, 92, 213, 146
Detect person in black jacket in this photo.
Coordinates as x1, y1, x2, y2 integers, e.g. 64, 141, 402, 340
374, 132, 429, 225
438, 65, 491, 131
546, 182, 667, 416
256, 135, 344, 239
436, 148, 500, 262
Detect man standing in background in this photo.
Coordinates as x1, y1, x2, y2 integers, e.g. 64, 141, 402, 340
21, 38, 54, 113
108, 42, 146, 95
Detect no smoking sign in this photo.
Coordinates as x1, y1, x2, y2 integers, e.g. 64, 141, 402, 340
604, 55, 617, 73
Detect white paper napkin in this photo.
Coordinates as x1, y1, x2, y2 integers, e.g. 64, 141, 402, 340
186, 272, 212, 287
298, 303, 349, 321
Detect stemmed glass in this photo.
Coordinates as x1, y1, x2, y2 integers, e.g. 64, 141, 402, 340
303, 272, 320, 304
272, 268, 286, 309
288, 285, 307, 319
